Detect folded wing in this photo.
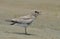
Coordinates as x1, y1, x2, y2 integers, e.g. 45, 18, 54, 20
6, 16, 34, 24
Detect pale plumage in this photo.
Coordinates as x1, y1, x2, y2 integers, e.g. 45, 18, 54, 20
11, 15, 35, 24
6, 10, 41, 34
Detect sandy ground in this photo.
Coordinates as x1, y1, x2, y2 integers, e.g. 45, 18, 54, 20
0, 0, 60, 39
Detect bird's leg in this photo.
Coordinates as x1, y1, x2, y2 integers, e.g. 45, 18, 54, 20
25, 27, 27, 34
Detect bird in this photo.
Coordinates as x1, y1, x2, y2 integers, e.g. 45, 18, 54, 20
6, 10, 41, 35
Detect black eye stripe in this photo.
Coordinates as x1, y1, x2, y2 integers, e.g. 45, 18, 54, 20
35, 11, 39, 14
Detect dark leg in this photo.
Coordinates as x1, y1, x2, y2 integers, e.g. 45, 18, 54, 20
25, 27, 27, 34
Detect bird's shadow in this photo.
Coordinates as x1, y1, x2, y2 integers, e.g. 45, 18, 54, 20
5, 31, 36, 36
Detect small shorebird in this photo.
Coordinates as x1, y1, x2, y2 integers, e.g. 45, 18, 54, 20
6, 10, 41, 34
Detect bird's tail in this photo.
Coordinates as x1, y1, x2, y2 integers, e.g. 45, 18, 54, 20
5, 19, 16, 25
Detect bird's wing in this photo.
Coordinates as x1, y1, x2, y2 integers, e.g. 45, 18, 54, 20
6, 15, 34, 24
16, 16, 34, 23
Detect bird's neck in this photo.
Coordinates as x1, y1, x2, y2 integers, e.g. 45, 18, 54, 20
31, 14, 38, 18
27, 13, 38, 19
30, 15, 37, 19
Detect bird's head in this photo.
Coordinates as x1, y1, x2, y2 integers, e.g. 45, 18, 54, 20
32, 10, 41, 17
